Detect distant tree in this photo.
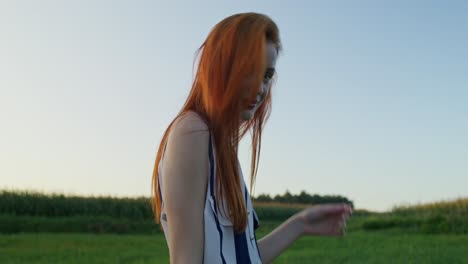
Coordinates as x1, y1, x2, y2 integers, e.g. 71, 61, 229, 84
254, 193, 272, 202
253, 190, 354, 208
297, 190, 310, 204
283, 190, 292, 202
273, 194, 283, 203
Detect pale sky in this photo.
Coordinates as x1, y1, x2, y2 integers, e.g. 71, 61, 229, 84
1, 1, 467, 211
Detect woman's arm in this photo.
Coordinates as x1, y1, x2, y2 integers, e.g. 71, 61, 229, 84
257, 204, 352, 263
257, 215, 303, 263
161, 112, 210, 264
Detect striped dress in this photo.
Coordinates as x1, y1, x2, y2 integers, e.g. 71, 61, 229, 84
158, 133, 263, 264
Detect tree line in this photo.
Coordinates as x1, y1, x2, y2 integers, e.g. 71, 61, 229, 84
253, 190, 354, 208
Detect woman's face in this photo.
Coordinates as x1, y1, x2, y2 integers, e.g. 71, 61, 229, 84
241, 42, 278, 121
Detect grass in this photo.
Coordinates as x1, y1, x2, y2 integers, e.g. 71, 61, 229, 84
0, 233, 169, 264
1, 229, 467, 263
274, 231, 468, 264
1, 190, 468, 263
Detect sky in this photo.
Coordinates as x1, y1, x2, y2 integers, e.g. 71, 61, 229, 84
1, 1, 467, 211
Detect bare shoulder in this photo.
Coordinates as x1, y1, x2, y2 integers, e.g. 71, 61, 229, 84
163, 110, 210, 180
170, 110, 209, 137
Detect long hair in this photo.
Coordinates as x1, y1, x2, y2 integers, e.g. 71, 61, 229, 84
151, 12, 281, 233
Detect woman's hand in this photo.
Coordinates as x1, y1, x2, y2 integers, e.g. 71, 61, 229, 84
294, 203, 353, 237
256, 203, 352, 263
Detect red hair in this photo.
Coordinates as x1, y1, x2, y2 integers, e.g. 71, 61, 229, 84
152, 12, 281, 233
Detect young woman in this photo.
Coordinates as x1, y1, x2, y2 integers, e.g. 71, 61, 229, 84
152, 12, 352, 264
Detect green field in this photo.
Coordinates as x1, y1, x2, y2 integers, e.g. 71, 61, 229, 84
1, 228, 468, 263
1, 190, 467, 263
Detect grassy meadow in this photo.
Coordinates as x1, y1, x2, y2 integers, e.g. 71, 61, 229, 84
2, 230, 468, 263
0, 190, 467, 263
